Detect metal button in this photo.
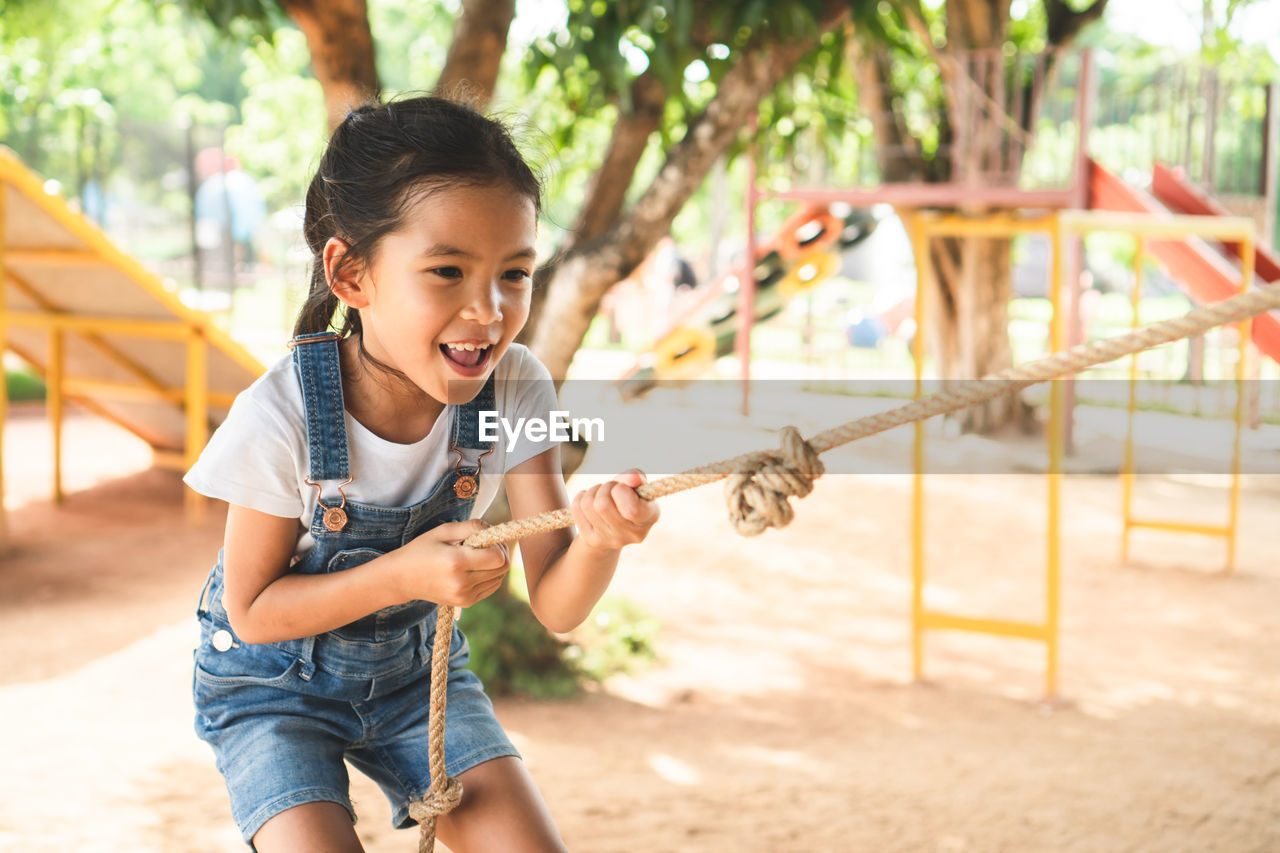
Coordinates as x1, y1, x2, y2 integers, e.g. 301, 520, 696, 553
212, 629, 234, 652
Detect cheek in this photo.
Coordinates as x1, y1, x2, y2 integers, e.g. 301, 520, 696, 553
503, 289, 532, 324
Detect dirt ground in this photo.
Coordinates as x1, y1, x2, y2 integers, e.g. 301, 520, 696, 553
2, 402, 1279, 852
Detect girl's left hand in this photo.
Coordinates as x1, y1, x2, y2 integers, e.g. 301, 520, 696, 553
571, 469, 660, 551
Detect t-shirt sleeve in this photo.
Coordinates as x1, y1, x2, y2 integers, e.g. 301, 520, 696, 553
184, 389, 305, 519
501, 348, 562, 472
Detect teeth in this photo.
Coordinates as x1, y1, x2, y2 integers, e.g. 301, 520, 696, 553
445, 342, 488, 351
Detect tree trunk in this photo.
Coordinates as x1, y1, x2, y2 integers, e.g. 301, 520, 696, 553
436, 0, 516, 105
527, 2, 852, 379
873, 0, 1108, 433
280, 0, 379, 131
926, 235, 1036, 432
853, 44, 923, 184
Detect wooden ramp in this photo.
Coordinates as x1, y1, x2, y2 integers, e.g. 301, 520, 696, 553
0, 147, 265, 522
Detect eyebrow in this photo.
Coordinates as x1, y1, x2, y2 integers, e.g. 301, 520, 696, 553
420, 243, 538, 262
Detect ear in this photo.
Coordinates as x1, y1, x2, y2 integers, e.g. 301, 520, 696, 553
323, 237, 370, 310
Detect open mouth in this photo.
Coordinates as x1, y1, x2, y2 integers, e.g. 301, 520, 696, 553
441, 342, 493, 370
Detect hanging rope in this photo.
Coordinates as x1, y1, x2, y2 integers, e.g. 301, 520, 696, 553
413, 280, 1280, 851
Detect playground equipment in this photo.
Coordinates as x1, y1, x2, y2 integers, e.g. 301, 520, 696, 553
905, 208, 1259, 695
724, 48, 1278, 697
617, 204, 878, 398
0, 148, 265, 532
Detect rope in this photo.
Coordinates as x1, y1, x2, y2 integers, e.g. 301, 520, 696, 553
725, 425, 825, 535
412, 599, 466, 852
409, 280, 1280, 849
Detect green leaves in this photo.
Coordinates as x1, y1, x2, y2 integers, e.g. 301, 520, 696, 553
169, 0, 287, 43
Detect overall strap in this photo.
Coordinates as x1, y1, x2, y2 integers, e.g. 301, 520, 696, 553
451, 373, 498, 453
290, 333, 350, 482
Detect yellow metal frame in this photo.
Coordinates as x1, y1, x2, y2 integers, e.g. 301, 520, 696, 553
0, 180, 8, 539
0, 149, 264, 528
904, 208, 1257, 696
1059, 210, 1255, 573
904, 211, 1065, 697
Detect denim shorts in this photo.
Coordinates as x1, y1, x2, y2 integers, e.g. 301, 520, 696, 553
193, 605, 519, 843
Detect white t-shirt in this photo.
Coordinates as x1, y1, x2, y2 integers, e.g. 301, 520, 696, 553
185, 342, 559, 557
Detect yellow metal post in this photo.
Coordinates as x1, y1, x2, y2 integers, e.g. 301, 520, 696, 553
1227, 236, 1255, 573
4, 312, 191, 339
910, 211, 1062, 696
0, 181, 7, 540
907, 212, 929, 682
1120, 239, 1145, 564
48, 328, 64, 503
185, 328, 208, 523
1046, 214, 1065, 698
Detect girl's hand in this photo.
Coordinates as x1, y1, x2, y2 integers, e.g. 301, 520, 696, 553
570, 469, 660, 551
401, 519, 511, 607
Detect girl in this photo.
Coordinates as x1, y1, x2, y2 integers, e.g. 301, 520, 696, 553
185, 96, 659, 852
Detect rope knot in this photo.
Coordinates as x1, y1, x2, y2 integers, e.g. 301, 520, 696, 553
725, 426, 824, 536
409, 776, 463, 824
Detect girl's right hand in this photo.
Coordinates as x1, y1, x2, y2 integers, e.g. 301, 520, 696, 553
400, 519, 511, 607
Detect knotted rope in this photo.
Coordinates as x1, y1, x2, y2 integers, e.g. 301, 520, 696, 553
412, 281, 1280, 851
725, 425, 826, 535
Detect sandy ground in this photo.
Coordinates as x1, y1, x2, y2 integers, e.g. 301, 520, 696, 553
2, 402, 1279, 852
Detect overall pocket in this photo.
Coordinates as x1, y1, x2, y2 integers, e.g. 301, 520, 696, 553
326, 547, 385, 573
194, 620, 300, 688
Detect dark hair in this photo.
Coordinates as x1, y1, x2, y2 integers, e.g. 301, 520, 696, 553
293, 95, 542, 339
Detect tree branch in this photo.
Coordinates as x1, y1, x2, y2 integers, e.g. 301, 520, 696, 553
854, 42, 924, 183
435, 0, 516, 106
569, 71, 668, 244
522, 71, 667, 338
1045, 0, 1110, 46
527, 1, 852, 378
279, 0, 379, 131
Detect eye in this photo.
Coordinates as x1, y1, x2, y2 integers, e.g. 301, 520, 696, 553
428, 266, 464, 280
502, 268, 532, 284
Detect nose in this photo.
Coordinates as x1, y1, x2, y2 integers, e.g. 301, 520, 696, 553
461, 279, 502, 325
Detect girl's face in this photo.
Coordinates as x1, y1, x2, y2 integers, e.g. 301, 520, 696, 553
340, 183, 538, 406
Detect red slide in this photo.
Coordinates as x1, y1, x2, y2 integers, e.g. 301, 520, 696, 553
1087, 158, 1280, 363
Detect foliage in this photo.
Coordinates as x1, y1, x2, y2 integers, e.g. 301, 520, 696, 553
526, 0, 831, 120
169, 0, 287, 43
1, 0, 201, 184
460, 566, 659, 698
562, 595, 661, 680
367, 2, 457, 93
460, 581, 582, 698
4, 368, 45, 402
231, 27, 326, 209
521, 0, 847, 232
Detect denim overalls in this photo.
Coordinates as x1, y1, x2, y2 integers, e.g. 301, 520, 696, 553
193, 334, 518, 843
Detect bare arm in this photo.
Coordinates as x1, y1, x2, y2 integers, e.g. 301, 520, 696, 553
507, 447, 659, 634
219, 504, 510, 644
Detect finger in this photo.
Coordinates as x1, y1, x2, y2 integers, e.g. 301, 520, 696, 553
610, 481, 646, 522
434, 518, 489, 544
592, 481, 617, 519
613, 468, 646, 489
478, 543, 510, 571
475, 575, 506, 603
594, 487, 635, 539
571, 490, 598, 538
